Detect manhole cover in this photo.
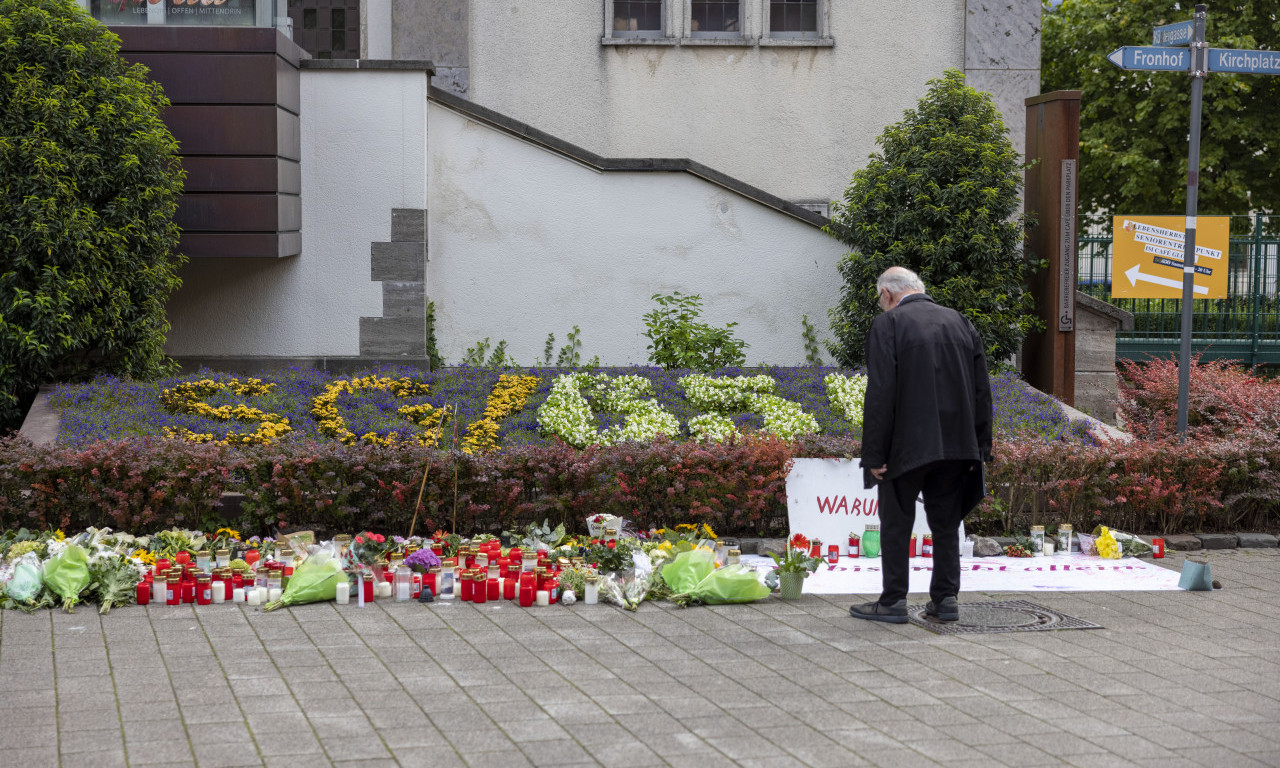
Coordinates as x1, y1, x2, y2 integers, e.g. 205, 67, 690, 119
906, 600, 1102, 635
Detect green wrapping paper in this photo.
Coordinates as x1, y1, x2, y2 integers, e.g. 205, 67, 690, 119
5, 553, 43, 603
661, 549, 770, 606
263, 550, 344, 612
43, 545, 92, 612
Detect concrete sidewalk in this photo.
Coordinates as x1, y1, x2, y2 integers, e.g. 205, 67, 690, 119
1, 549, 1277, 768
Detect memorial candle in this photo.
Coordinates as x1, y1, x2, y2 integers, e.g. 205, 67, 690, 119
486, 576, 499, 601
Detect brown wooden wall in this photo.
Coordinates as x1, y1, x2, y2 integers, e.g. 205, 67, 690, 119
113, 27, 306, 258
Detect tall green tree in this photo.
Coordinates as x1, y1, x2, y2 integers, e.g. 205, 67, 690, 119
1042, 0, 1280, 221
0, 0, 186, 432
826, 70, 1036, 368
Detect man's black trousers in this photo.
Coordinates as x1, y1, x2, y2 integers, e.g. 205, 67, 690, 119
876, 459, 980, 605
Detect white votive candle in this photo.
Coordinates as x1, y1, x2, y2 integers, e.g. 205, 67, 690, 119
232, 587, 245, 603
535, 589, 550, 607
268, 587, 282, 602
211, 586, 225, 604
246, 589, 262, 606
335, 581, 350, 604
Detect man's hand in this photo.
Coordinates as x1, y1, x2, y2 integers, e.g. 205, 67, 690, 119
870, 465, 887, 481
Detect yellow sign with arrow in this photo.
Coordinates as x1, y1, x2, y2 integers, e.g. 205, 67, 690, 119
1110, 215, 1230, 299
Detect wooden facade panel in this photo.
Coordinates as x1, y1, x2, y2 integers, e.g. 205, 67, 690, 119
166, 105, 279, 156
180, 231, 302, 259
127, 53, 279, 105
176, 193, 301, 233
182, 157, 300, 194
112, 26, 305, 66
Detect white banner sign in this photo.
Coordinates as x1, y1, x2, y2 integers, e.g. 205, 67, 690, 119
786, 458, 953, 553
741, 554, 1182, 593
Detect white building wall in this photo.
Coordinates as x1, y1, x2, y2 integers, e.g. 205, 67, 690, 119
426, 101, 848, 366
466, 0, 968, 206
164, 68, 428, 357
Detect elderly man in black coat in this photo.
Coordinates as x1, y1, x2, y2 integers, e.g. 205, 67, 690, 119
849, 266, 992, 624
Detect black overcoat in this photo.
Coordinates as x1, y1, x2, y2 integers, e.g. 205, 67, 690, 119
859, 293, 993, 491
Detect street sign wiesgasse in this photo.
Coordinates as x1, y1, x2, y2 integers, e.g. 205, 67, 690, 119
1152, 20, 1195, 46
1111, 216, 1230, 300
1208, 48, 1280, 75
1106, 46, 1190, 72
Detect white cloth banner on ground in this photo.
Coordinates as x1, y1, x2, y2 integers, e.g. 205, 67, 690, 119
740, 553, 1183, 592
786, 458, 961, 550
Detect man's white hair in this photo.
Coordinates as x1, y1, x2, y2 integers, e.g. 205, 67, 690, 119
876, 266, 926, 295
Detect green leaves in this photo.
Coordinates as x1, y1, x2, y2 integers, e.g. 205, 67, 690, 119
1042, 0, 1280, 221
642, 291, 748, 371
825, 70, 1035, 366
1, 0, 185, 431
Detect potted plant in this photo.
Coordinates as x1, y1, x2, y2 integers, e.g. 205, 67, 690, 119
769, 533, 823, 599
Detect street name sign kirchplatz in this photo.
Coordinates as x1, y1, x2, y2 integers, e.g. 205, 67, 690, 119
1111, 216, 1230, 299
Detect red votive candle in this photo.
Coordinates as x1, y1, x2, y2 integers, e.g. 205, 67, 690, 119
472, 574, 487, 604
460, 571, 473, 602
362, 572, 375, 603
166, 576, 180, 606
827, 545, 839, 565
175, 551, 191, 567
155, 558, 170, 576
503, 577, 516, 601
1152, 538, 1165, 558
487, 577, 499, 601
196, 576, 212, 606
412, 572, 422, 599
244, 550, 260, 569
135, 580, 150, 606
519, 584, 534, 607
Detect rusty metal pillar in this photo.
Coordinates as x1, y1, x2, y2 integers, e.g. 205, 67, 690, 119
1022, 90, 1081, 405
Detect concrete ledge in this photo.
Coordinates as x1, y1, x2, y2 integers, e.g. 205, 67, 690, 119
172, 357, 433, 375
17, 386, 59, 447
1195, 533, 1238, 550
1164, 534, 1203, 551
1236, 533, 1279, 549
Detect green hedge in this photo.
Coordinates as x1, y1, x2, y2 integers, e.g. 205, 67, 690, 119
1, 433, 1275, 538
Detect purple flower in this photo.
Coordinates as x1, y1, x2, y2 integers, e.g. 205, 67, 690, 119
404, 548, 441, 571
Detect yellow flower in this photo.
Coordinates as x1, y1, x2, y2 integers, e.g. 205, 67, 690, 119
53, 529, 65, 541
214, 528, 241, 542
133, 549, 156, 566
701, 524, 717, 540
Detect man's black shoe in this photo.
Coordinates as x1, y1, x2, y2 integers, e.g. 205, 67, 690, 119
849, 599, 908, 624
925, 596, 959, 622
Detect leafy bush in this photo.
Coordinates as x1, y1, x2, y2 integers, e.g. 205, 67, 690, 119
643, 292, 748, 371
0, 0, 186, 432
0, 436, 238, 532
825, 69, 1037, 367
1117, 355, 1280, 440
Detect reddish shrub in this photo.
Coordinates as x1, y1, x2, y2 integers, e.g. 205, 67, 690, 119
1117, 355, 1280, 440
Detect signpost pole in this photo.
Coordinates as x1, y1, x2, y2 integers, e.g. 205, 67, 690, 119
1175, 4, 1208, 441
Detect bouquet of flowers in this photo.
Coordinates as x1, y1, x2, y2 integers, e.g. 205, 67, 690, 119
769, 534, 823, 575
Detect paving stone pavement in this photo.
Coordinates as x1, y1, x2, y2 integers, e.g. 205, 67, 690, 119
2, 549, 1278, 768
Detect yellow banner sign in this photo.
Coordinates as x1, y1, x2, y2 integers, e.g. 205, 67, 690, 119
1111, 216, 1230, 299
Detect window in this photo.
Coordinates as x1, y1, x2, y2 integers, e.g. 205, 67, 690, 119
612, 0, 664, 36
768, 0, 819, 39
689, 0, 742, 38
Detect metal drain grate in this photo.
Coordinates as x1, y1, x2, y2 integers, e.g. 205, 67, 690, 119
906, 600, 1102, 635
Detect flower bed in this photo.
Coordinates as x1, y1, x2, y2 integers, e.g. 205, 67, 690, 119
49, 366, 1093, 449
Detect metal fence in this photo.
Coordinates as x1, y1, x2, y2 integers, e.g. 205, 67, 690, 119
1077, 214, 1280, 366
